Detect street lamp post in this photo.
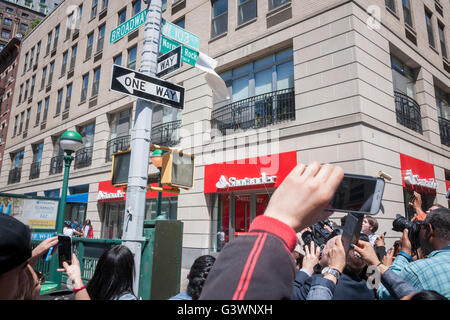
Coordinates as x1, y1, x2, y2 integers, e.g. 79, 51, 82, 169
56, 130, 83, 234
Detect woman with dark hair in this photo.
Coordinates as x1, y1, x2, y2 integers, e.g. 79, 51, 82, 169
169, 255, 216, 300
58, 245, 137, 300
82, 219, 94, 239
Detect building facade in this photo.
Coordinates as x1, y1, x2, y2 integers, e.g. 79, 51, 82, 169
2, 0, 61, 15
0, 0, 449, 275
0, 0, 46, 51
0, 36, 20, 174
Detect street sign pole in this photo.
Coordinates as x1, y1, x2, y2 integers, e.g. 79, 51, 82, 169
121, 0, 162, 296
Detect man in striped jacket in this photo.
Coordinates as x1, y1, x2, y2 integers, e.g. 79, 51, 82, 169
200, 162, 344, 300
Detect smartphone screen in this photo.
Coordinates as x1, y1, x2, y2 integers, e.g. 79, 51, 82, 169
328, 174, 382, 214
58, 235, 72, 268
341, 213, 364, 254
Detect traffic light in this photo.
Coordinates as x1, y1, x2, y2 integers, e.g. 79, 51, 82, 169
111, 149, 131, 187
160, 150, 195, 190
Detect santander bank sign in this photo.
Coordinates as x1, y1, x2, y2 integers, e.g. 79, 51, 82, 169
403, 169, 437, 190
216, 173, 277, 189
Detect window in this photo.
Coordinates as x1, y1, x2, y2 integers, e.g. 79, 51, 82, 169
97, 24, 105, 53
56, 89, 63, 115
13, 115, 18, 136
61, 51, 68, 75
65, 83, 72, 110
19, 112, 25, 134
211, 0, 228, 38
29, 47, 34, 70
86, 32, 94, 59
268, 0, 290, 11
36, 101, 42, 126
118, 8, 127, 25
438, 22, 448, 59
46, 32, 53, 55
53, 25, 60, 50
132, 0, 141, 16
43, 97, 50, 122
162, 0, 167, 11
30, 75, 36, 96
4, 18, 12, 27
36, 41, 41, 65
238, 0, 257, 26
127, 45, 137, 70
25, 108, 31, 131
91, 0, 98, 19
12, 151, 24, 169
41, 67, 47, 90
175, 17, 185, 29
48, 61, 55, 85
23, 52, 29, 74
403, 0, 413, 28
81, 73, 89, 102
92, 67, 101, 96
113, 54, 122, 66
75, 4, 83, 30
24, 80, 29, 101
66, 13, 73, 39
435, 87, 450, 146
20, 23, 28, 33
425, 8, 435, 48
2, 30, 10, 40
18, 84, 24, 104
100, 0, 108, 12
70, 44, 78, 70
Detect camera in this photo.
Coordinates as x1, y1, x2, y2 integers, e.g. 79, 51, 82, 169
301, 219, 343, 254
392, 214, 422, 255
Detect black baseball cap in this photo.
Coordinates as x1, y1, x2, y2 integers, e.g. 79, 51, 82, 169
0, 213, 32, 275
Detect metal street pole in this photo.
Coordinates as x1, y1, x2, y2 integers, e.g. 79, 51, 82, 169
56, 153, 74, 234
121, 0, 162, 296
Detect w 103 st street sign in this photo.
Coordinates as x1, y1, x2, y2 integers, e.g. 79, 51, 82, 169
111, 65, 185, 109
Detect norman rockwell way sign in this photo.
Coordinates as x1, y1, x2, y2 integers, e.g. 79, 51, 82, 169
111, 65, 185, 109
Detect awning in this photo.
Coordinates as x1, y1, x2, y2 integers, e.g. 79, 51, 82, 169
67, 193, 89, 204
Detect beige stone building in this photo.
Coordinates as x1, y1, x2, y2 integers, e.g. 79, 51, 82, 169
0, 0, 449, 275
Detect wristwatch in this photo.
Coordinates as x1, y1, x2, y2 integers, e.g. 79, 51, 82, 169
321, 267, 341, 282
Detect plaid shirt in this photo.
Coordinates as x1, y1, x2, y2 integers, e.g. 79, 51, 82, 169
377, 246, 450, 300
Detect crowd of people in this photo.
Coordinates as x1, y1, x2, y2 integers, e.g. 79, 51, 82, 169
0, 161, 449, 301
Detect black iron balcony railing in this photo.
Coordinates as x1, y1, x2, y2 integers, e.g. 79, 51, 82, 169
106, 135, 131, 162
29, 161, 41, 180
211, 88, 295, 136
8, 167, 21, 184
49, 155, 64, 175
439, 117, 450, 147
151, 120, 181, 147
394, 90, 422, 134
74, 146, 93, 169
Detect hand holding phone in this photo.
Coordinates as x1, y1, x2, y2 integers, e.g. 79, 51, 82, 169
57, 235, 72, 268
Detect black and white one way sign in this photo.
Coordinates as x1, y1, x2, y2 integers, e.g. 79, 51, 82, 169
111, 64, 185, 109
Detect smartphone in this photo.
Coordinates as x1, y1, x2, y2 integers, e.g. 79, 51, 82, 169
341, 212, 364, 254
57, 235, 72, 268
327, 174, 385, 215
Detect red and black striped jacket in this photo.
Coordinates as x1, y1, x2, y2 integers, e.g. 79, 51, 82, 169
199, 216, 298, 300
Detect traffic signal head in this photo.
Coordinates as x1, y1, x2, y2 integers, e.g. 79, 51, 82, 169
160, 150, 195, 190
111, 149, 131, 187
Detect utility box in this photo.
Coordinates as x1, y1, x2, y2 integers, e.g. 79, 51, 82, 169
139, 219, 183, 300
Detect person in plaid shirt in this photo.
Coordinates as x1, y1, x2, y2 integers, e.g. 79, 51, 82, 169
377, 208, 450, 299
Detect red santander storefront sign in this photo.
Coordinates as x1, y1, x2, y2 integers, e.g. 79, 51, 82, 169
400, 153, 437, 194
204, 151, 297, 193
97, 180, 175, 202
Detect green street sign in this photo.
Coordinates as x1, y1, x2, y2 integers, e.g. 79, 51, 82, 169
110, 9, 148, 44
161, 19, 200, 51
160, 35, 198, 67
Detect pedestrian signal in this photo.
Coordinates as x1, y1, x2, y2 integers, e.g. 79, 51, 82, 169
160, 150, 195, 190
111, 149, 131, 187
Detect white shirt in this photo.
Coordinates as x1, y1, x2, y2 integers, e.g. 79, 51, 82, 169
63, 227, 74, 238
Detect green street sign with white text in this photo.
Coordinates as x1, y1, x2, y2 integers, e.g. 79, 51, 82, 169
160, 35, 199, 67
161, 19, 200, 51
110, 9, 147, 44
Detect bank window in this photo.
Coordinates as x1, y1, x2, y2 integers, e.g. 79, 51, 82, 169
211, 0, 227, 38
101, 203, 125, 239
238, 0, 257, 26
144, 197, 178, 220
268, 0, 290, 11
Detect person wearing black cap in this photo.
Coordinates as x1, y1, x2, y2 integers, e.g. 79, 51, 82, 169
0, 213, 32, 299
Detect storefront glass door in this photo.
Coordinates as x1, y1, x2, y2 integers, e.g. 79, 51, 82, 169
211, 192, 272, 252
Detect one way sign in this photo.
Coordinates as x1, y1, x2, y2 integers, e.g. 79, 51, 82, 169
111, 64, 185, 109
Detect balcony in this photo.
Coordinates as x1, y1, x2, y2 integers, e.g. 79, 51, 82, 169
8, 167, 21, 184
74, 147, 93, 169
106, 135, 131, 162
151, 120, 181, 147
439, 117, 450, 147
29, 161, 41, 180
394, 90, 422, 134
211, 88, 295, 136
49, 155, 64, 175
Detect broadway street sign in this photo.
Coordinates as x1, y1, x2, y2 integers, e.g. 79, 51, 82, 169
111, 65, 185, 109
157, 46, 182, 78
110, 9, 147, 44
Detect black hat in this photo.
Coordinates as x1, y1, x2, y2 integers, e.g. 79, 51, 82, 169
0, 213, 32, 275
